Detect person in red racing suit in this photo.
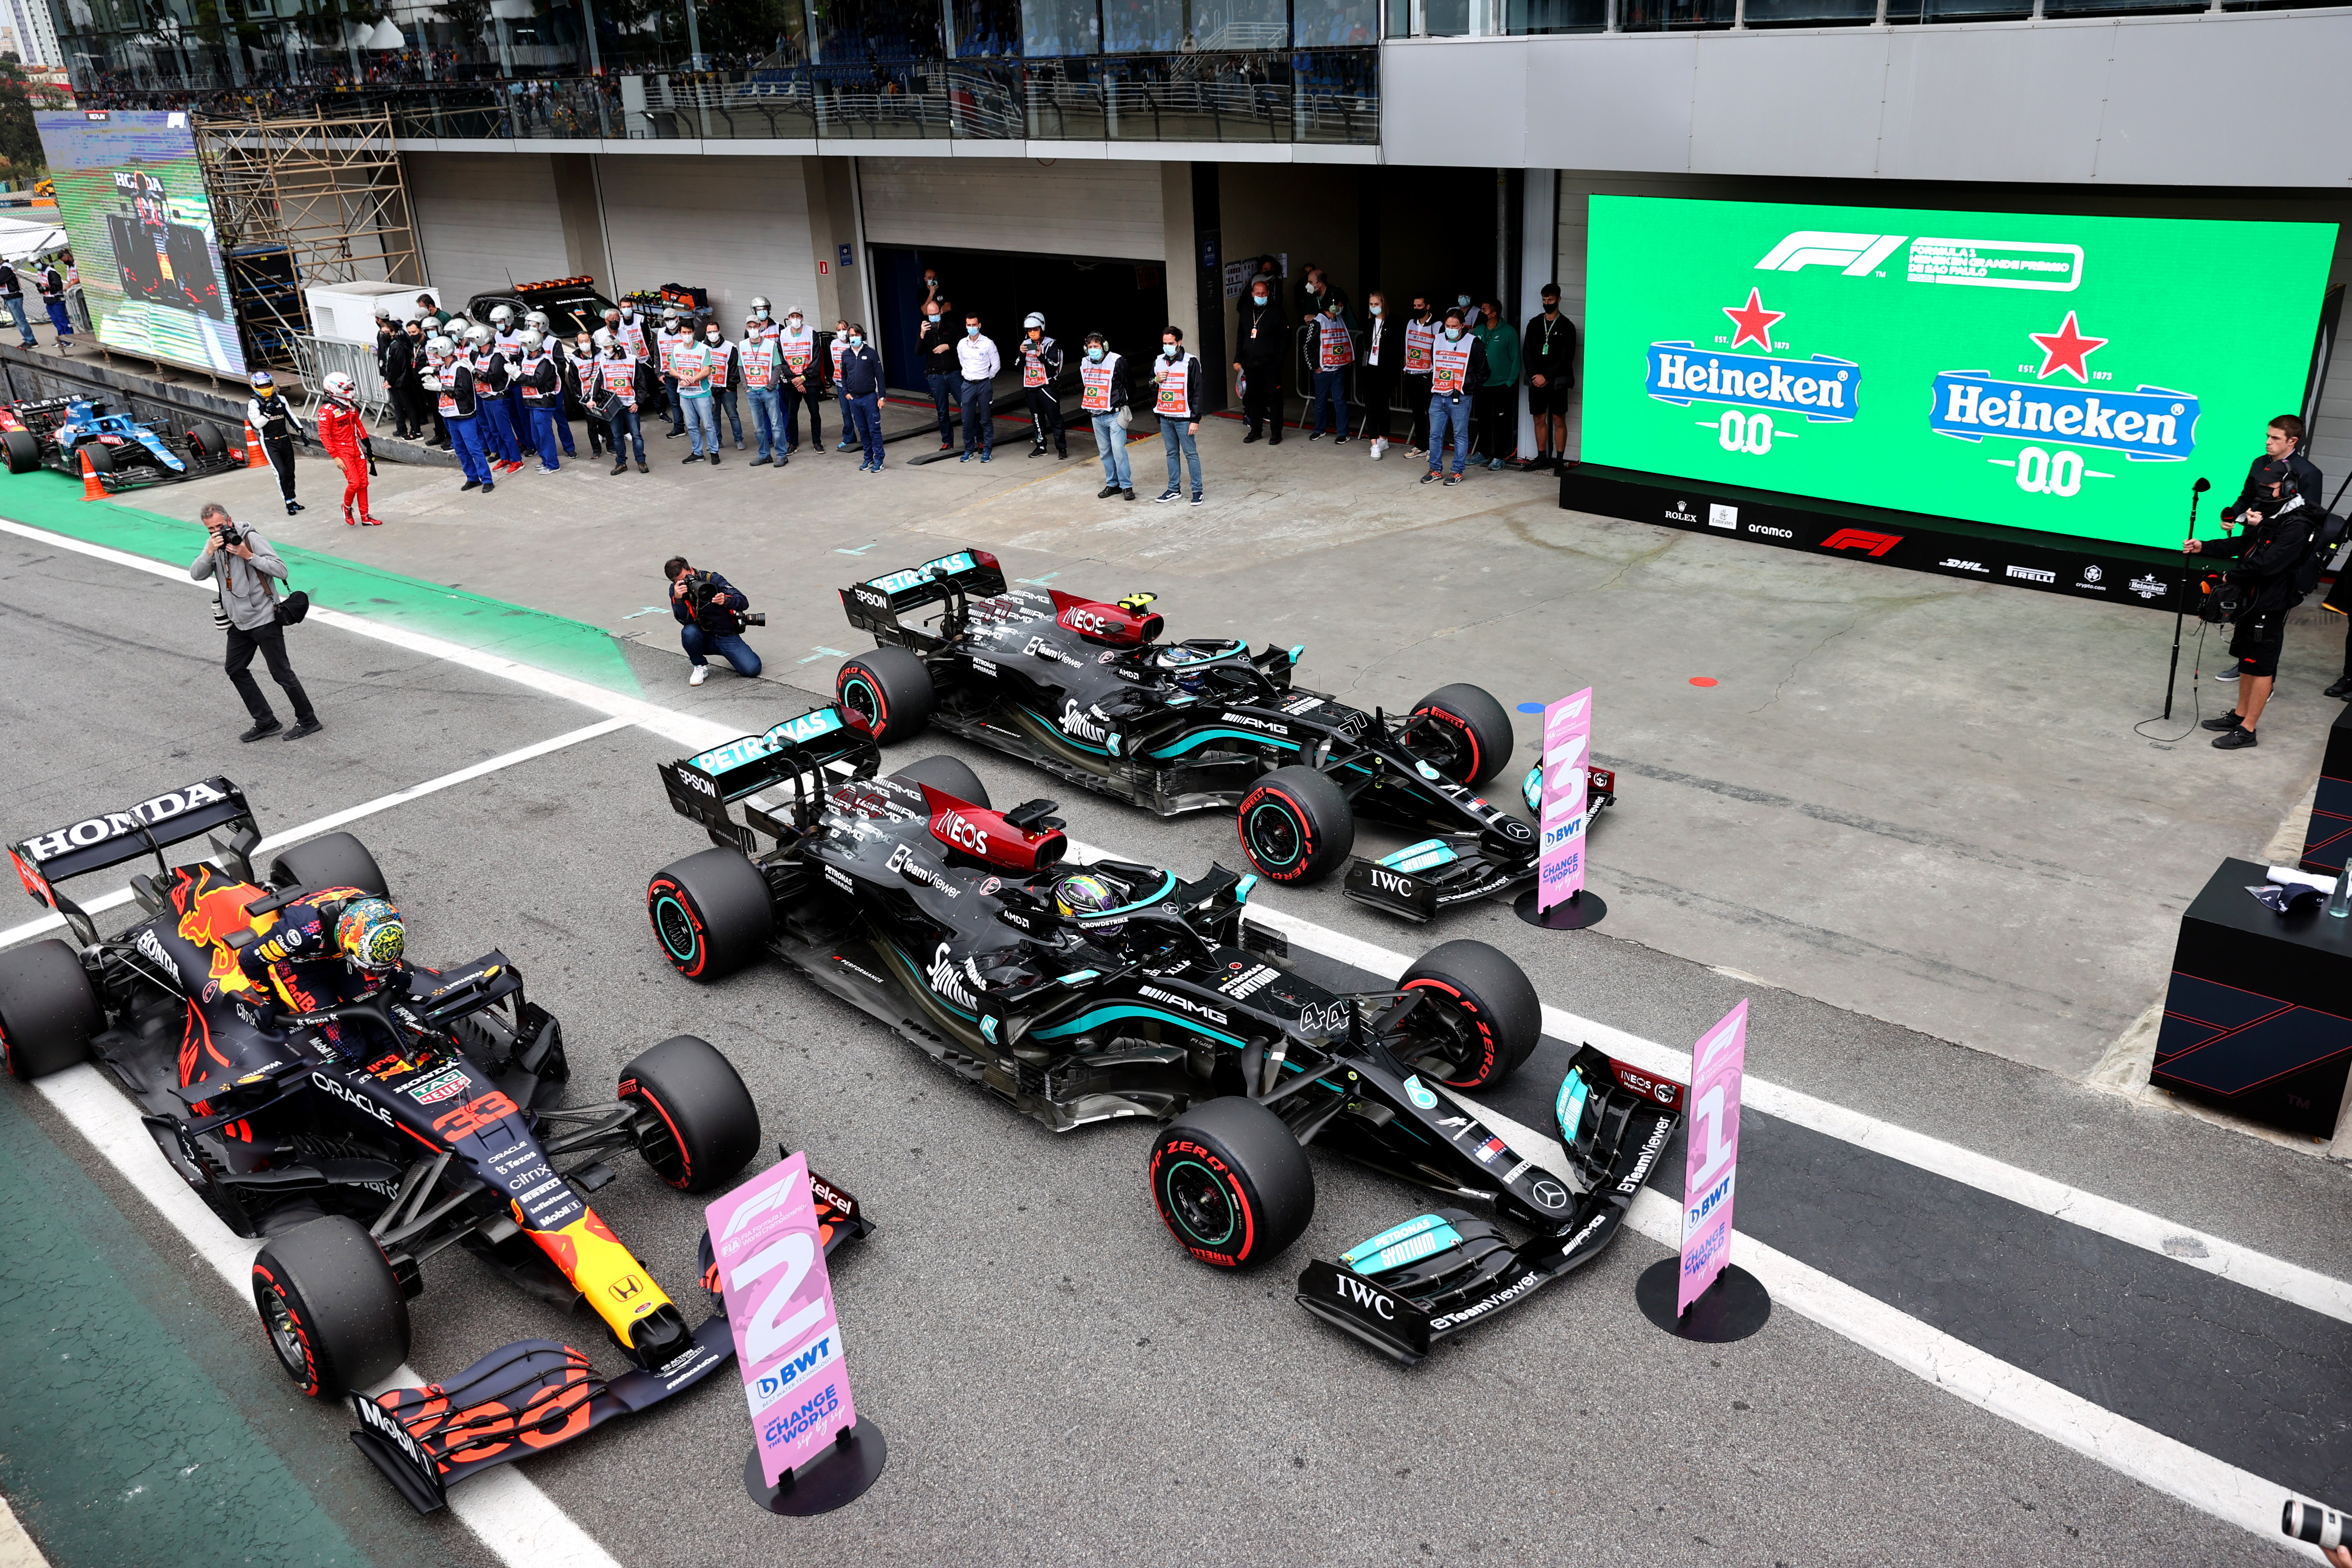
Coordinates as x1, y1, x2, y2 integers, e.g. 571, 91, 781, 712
238, 890, 406, 1060
317, 372, 381, 527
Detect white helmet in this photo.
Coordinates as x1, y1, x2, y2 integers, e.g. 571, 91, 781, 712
322, 371, 356, 399
520, 328, 544, 352
1024, 312, 1046, 331
488, 303, 515, 329
591, 327, 615, 350
427, 334, 454, 359
465, 323, 492, 348
446, 313, 472, 334
524, 309, 551, 332
750, 296, 770, 319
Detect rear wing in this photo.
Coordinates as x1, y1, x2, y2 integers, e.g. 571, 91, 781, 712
661, 705, 879, 852
839, 548, 1006, 641
10, 777, 260, 943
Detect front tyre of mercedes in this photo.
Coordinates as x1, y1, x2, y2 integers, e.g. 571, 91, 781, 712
647, 848, 775, 982
836, 646, 936, 744
619, 1033, 761, 1193
1148, 1097, 1314, 1269
1394, 939, 1542, 1090
0, 938, 102, 1080
250, 1216, 411, 1399
1236, 766, 1354, 885
1409, 682, 1514, 787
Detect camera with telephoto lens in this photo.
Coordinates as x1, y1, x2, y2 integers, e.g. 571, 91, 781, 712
685, 570, 763, 630
2285, 1499, 2346, 1550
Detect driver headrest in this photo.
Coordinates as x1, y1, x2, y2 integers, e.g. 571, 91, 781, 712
1049, 588, 1162, 647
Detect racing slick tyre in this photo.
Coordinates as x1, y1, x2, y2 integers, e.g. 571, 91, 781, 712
79, 439, 115, 477
188, 421, 230, 465
647, 848, 774, 982
0, 429, 37, 475
619, 1034, 761, 1193
889, 755, 991, 809
0, 938, 103, 1080
1395, 940, 1542, 1090
268, 832, 389, 898
1409, 682, 1514, 788
836, 646, 935, 744
251, 1215, 411, 1399
1150, 1097, 1314, 1269
1236, 766, 1354, 885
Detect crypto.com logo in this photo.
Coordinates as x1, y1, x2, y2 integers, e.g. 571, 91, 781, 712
1755, 232, 1906, 276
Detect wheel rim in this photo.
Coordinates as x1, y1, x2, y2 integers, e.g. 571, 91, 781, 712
1244, 801, 1302, 869
1393, 990, 1484, 1083
652, 894, 699, 962
258, 1284, 309, 1379
1161, 1158, 1238, 1247
840, 676, 882, 729
1412, 709, 1476, 780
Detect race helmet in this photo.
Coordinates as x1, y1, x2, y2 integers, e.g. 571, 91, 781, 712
519, 328, 543, 352
488, 303, 515, 329
333, 897, 406, 977
249, 370, 275, 391
465, 323, 492, 349
321, 371, 356, 400
523, 309, 551, 334
1023, 312, 1046, 331
1054, 872, 1125, 934
591, 326, 615, 350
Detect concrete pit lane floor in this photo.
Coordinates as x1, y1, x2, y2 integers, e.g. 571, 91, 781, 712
0, 527, 2344, 1566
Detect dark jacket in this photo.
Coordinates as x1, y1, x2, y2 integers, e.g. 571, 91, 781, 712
701, 339, 736, 392
838, 343, 883, 398
916, 318, 959, 379
386, 332, 423, 389
672, 569, 750, 636
634, 358, 666, 416
1358, 314, 1403, 386
2227, 451, 2322, 522
1524, 311, 1576, 387
0, 262, 20, 300
1234, 295, 1286, 370
2205, 498, 2317, 615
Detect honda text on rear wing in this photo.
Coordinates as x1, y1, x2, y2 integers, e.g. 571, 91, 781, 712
9, 777, 262, 945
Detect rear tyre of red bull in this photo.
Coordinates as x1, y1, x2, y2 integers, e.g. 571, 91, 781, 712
0, 938, 101, 1081
251, 1215, 410, 1399
268, 832, 389, 898
619, 1034, 761, 1194
1148, 1096, 1313, 1270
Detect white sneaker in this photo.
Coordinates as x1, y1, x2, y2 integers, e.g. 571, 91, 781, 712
689, 665, 709, 686
1372, 439, 1386, 459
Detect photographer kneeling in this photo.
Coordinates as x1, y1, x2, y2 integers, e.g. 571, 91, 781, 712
2190, 453, 2315, 750
665, 555, 764, 688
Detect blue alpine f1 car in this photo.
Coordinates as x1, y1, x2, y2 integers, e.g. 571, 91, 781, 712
0, 395, 242, 492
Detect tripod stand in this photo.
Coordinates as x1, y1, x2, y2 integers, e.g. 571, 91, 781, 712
2160, 477, 2211, 722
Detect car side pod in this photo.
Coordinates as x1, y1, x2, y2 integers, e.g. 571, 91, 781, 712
1293, 1045, 1684, 1364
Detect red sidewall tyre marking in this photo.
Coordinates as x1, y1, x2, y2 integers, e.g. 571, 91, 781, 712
1412, 704, 1479, 783
1404, 976, 1500, 1088
1237, 784, 1315, 883
628, 1084, 695, 1189
1149, 1136, 1259, 1268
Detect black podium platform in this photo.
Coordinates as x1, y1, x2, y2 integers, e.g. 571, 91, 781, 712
2153, 858, 2352, 1137
2299, 704, 2352, 877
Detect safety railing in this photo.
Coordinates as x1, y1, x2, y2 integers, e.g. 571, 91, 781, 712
288, 334, 392, 424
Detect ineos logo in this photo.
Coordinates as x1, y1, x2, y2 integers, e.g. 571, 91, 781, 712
1061, 605, 1112, 636
938, 810, 989, 856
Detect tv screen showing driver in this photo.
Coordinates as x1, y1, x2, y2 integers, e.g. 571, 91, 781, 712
35, 108, 245, 377
1579, 196, 2337, 552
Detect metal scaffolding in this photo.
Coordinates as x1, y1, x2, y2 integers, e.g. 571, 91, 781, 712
193, 110, 420, 368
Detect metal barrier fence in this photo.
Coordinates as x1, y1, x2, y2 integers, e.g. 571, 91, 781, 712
288, 335, 392, 425
1290, 322, 1418, 417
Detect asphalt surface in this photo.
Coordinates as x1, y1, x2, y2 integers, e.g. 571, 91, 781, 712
0, 531, 2332, 1565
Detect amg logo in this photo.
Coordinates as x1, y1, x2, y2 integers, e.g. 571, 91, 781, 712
1939, 558, 1989, 574
2006, 564, 2057, 584
1140, 985, 1228, 1026
1331, 1272, 1397, 1320
1755, 231, 1906, 276
1222, 713, 1289, 736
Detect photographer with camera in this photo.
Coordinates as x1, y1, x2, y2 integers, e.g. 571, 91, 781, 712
190, 502, 320, 743
665, 555, 764, 687
2189, 451, 2316, 750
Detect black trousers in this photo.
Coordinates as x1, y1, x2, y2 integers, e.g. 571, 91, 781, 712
260, 434, 297, 501
927, 372, 958, 443
1403, 374, 1432, 447
1360, 375, 1397, 442
1240, 367, 1283, 438
1472, 386, 1516, 462
785, 380, 824, 447
225, 620, 315, 725
1024, 387, 1064, 451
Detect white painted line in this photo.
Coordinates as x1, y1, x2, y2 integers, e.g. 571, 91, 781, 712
0, 717, 632, 952
31, 1064, 620, 1568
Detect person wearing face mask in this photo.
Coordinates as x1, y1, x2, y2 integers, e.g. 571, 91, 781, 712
740, 319, 787, 468
1295, 263, 1335, 326
1522, 283, 1574, 473
610, 302, 646, 362
655, 307, 690, 441
956, 312, 1001, 462
1421, 308, 1488, 487
1357, 292, 1400, 459
1471, 298, 1521, 471
1305, 294, 1354, 445
1080, 333, 1135, 501
672, 322, 721, 466
1017, 312, 1067, 460
566, 331, 605, 460
515, 328, 565, 474
920, 266, 944, 315
1152, 327, 1205, 505
776, 307, 821, 456
1233, 267, 1286, 445
837, 324, 887, 472
745, 297, 782, 350
702, 321, 744, 451
1402, 296, 1436, 455
919, 295, 960, 450
593, 330, 655, 475
831, 317, 860, 453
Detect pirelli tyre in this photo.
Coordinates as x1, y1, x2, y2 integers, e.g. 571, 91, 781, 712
78, 438, 116, 477
836, 646, 935, 745
889, 755, 990, 809
1409, 682, 1514, 788
0, 938, 102, 1081
268, 832, 389, 898
619, 1034, 761, 1193
188, 421, 230, 465
251, 1215, 411, 1399
1236, 765, 1354, 885
1394, 939, 1541, 1090
1, 429, 38, 475
1148, 1096, 1313, 1269
647, 847, 775, 982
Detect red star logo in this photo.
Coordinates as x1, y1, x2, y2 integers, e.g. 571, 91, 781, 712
1721, 288, 1785, 352
2028, 311, 2107, 383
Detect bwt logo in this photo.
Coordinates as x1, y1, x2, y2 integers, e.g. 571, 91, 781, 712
1820, 530, 1903, 557
1755, 231, 1906, 276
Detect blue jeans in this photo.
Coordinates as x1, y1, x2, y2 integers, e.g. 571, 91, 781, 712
681, 622, 761, 676
681, 394, 720, 456
1311, 370, 1348, 438
1427, 394, 1471, 475
714, 384, 742, 445
959, 377, 992, 456
1162, 420, 1200, 493
747, 384, 783, 460
447, 414, 491, 485
927, 372, 956, 443
527, 405, 562, 469
1092, 411, 1131, 489
836, 388, 855, 447
850, 393, 884, 465
663, 374, 683, 434
607, 407, 645, 463
3, 294, 30, 346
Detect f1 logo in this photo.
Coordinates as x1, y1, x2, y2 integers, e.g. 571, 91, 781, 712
1755, 232, 1906, 276
1820, 529, 1903, 557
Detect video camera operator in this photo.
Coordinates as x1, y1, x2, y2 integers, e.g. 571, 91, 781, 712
665, 555, 763, 687
189, 502, 320, 743
2189, 450, 2316, 750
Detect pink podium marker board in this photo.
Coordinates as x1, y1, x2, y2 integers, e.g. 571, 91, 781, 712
705, 1152, 856, 1489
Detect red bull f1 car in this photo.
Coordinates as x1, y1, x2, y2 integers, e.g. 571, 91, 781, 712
0, 395, 242, 492
0, 779, 861, 1513
833, 549, 1614, 923
645, 704, 1680, 1360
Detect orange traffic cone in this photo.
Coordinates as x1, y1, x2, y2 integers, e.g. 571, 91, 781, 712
78, 447, 104, 500
243, 424, 265, 469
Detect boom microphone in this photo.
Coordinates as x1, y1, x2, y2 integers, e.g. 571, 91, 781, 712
2193, 477, 2211, 493
2285, 1498, 2347, 1549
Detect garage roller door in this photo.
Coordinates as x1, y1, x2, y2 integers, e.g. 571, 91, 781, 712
594, 155, 821, 329
858, 157, 1162, 260
409, 153, 570, 307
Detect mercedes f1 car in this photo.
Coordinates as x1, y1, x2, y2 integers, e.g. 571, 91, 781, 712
646, 704, 1680, 1360
0, 779, 863, 1513
0, 396, 242, 492
833, 549, 1614, 923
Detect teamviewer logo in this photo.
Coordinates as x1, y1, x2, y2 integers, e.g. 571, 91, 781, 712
1755, 232, 1907, 276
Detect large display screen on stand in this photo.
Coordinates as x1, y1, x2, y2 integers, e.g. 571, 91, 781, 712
34, 108, 245, 377
1580, 196, 2336, 551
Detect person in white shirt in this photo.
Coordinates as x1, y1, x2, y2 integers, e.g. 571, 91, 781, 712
956, 312, 1001, 462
